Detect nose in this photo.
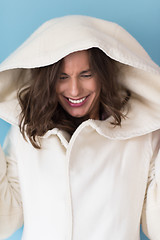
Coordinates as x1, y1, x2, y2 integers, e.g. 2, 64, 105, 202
69, 77, 81, 97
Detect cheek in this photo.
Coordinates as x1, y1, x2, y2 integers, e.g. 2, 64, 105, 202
56, 82, 64, 94
84, 79, 98, 92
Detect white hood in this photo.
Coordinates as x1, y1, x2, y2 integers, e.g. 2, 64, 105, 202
0, 15, 160, 137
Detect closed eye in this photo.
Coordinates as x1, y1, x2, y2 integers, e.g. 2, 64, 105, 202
59, 73, 69, 80
60, 76, 68, 80
81, 74, 92, 78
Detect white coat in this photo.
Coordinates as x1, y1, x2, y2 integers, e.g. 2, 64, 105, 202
0, 15, 160, 240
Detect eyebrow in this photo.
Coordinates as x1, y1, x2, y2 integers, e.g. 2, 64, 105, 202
60, 69, 92, 75
60, 73, 68, 75
80, 69, 92, 74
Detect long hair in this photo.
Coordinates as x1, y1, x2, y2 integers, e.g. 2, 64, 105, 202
18, 48, 130, 148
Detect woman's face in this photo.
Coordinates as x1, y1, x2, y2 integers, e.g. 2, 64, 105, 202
56, 50, 101, 119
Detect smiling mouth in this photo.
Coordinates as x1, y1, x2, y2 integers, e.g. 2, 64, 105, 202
64, 95, 89, 106
68, 97, 86, 104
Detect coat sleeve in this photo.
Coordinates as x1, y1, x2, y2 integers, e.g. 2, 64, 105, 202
0, 126, 23, 239
141, 130, 160, 240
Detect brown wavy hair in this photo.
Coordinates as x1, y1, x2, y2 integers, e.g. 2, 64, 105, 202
18, 48, 130, 148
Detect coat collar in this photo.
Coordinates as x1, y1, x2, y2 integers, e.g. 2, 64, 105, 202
39, 95, 160, 147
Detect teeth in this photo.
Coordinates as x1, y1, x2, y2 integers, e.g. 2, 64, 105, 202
68, 97, 86, 104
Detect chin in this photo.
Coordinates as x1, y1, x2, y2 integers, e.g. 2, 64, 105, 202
71, 114, 86, 118
67, 110, 88, 118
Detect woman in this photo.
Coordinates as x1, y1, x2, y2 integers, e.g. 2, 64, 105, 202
0, 15, 160, 240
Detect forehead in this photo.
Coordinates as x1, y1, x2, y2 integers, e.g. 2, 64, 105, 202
61, 50, 90, 71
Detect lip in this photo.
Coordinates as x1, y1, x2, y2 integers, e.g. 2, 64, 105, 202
64, 95, 89, 107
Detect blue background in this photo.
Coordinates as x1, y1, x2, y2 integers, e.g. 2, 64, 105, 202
0, 0, 160, 239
